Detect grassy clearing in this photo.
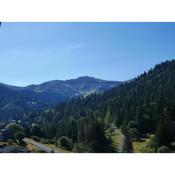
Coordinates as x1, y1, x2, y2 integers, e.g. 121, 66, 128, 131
133, 135, 156, 153
105, 126, 122, 152
111, 129, 122, 150
133, 139, 149, 153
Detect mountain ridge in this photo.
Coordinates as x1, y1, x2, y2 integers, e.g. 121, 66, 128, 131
0, 76, 122, 121
0, 76, 121, 98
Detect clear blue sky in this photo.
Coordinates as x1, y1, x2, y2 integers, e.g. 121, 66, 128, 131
0, 22, 175, 86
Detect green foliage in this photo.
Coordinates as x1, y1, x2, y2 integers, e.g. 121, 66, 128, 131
15, 132, 24, 144
57, 136, 73, 151
31, 136, 42, 142
128, 128, 140, 141
123, 131, 133, 153
40, 138, 55, 144
133, 135, 156, 153
155, 112, 174, 147
54, 117, 112, 152
147, 135, 156, 152
6, 123, 24, 134
157, 146, 170, 153
7, 139, 13, 145
127, 121, 138, 130
72, 143, 88, 153
105, 107, 113, 126
31, 124, 45, 138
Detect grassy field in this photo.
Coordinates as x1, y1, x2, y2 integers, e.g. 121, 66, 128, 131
105, 126, 157, 153
133, 135, 156, 153
133, 138, 150, 153
105, 125, 123, 152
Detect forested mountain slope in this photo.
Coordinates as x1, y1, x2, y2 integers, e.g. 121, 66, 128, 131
35, 60, 175, 152
0, 77, 120, 121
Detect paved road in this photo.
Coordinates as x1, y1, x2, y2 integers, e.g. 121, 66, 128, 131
23, 138, 60, 153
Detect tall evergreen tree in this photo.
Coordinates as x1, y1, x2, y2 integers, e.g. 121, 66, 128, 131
155, 111, 173, 147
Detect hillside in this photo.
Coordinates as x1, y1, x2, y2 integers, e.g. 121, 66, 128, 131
0, 77, 120, 121
32, 60, 175, 152
25, 76, 120, 102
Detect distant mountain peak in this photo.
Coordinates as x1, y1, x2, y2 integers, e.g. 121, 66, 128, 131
77, 76, 97, 80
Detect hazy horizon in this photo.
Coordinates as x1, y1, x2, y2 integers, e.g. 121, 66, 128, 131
0, 22, 175, 86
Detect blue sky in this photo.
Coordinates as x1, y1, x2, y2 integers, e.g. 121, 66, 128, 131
0, 22, 175, 86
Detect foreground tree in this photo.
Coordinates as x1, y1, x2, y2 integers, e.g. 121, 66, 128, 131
15, 132, 24, 144
123, 131, 133, 153
155, 112, 173, 148
31, 124, 45, 138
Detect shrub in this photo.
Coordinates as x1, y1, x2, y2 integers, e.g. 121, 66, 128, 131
57, 136, 73, 151
15, 132, 24, 144
7, 139, 13, 145
6, 123, 24, 133
128, 128, 140, 141
41, 139, 55, 144
31, 136, 42, 142
72, 143, 88, 153
40, 139, 49, 144
31, 124, 45, 138
127, 121, 138, 129
158, 146, 170, 153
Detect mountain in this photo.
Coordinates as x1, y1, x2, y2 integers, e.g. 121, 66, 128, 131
0, 77, 121, 121
33, 60, 175, 152
26, 76, 119, 95
24, 76, 120, 102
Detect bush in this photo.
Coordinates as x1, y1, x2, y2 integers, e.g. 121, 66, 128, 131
146, 135, 156, 152
31, 124, 45, 138
7, 139, 13, 145
40, 139, 49, 144
156, 113, 174, 147
72, 143, 88, 153
6, 123, 24, 134
48, 139, 55, 144
57, 136, 73, 151
158, 146, 170, 153
15, 132, 24, 144
128, 128, 140, 141
41, 139, 55, 144
127, 121, 138, 129
31, 136, 42, 142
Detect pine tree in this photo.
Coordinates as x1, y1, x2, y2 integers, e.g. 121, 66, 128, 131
155, 111, 173, 147
123, 131, 133, 153
105, 107, 113, 126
